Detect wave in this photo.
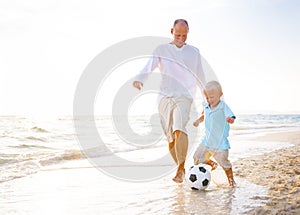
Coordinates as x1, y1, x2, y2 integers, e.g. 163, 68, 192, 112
231, 124, 299, 131
25, 136, 47, 142
38, 149, 84, 166
15, 144, 51, 149
0, 157, 18, 165
0, 149, 85, 183
0, 144, 168, 183
31, 126, 48, 133
0, 161, 40, 183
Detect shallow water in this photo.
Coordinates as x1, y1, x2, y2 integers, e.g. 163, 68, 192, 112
0, 162, 269, 215
0, 114, 298, 183
0, 114, 299, 214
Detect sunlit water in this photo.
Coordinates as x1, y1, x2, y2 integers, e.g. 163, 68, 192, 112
0, 114, 299, 214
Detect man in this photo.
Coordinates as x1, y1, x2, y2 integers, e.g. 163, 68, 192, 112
133, 19, 206, 183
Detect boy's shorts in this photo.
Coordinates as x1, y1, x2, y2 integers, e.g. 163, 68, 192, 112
193, 144, 232, 169
158, 96, 192, 143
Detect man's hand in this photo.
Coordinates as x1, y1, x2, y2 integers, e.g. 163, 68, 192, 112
133, 81, 143, 90
226, 117, 235, 124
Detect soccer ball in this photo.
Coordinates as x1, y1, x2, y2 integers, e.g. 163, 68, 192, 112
185, 164, 211, 190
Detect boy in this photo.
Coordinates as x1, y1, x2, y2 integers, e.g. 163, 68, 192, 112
193, 81, 236, 187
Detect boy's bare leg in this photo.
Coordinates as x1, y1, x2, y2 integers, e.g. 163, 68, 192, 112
224, 168, 236, 187
172, 130, 188, 183
204, 159, 218, 170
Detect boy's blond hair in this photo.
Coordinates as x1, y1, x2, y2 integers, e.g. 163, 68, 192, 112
205, 81, 223, 93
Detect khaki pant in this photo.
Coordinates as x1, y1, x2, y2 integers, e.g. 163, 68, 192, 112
158, 96, 192, 143
193, 144, 232, 169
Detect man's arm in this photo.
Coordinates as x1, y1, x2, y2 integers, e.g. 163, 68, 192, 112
132, 49, 160, 90
196, 54, 206, 91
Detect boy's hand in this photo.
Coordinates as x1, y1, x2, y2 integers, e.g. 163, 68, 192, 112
193, 120, 200, 127
226, 117, 235, 124
193, 115, 204, 127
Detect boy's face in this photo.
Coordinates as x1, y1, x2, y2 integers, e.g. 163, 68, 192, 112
204, 88, 223, 109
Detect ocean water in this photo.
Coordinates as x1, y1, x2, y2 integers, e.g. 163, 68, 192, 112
0, 114, 299, 214
1, 114, 299, 183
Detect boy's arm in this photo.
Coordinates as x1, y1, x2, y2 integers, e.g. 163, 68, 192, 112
193, 114, 204, 127
226, 116, 235, 124
224, 103, 236, 124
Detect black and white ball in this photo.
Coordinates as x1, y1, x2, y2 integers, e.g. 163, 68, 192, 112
185, 164, 211, 190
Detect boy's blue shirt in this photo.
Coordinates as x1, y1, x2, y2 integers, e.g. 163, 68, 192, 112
201, 100, 235, 150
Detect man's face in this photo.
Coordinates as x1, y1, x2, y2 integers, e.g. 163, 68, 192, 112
171, 22, 189, 47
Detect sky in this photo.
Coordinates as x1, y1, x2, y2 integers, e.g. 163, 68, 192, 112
1, 0, 300, 117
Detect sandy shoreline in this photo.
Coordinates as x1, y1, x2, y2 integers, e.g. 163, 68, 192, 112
234, 130, 300, 214
1, 129, 299, 214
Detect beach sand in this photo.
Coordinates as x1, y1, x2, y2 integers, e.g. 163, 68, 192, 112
234, 130, 300, 214
1, 130, 299, 214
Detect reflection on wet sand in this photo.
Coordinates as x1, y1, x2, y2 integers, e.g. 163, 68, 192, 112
0, 163, 268, 215
167, 177, 268, 215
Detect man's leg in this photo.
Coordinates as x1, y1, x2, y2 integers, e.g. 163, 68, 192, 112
172, 130, 188, 183
159, 97, 178, 164
169, 141, 178, 165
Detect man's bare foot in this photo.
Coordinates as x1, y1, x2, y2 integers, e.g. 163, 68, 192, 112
172, 169, 185, 183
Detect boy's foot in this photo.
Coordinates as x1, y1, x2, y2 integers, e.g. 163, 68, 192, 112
205, 160, 218, 170
172, 169, 185, 183
224, 168, 236, 187
229, 179, 236, 187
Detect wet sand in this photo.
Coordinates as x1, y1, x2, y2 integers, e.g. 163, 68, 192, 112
234, 130, 300, 214
1, 130, 299, 214
0, 164, 269, 215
